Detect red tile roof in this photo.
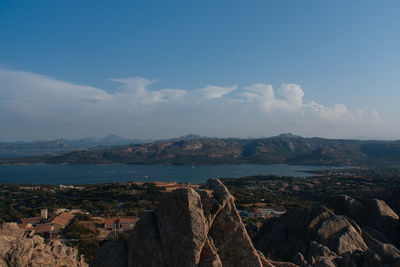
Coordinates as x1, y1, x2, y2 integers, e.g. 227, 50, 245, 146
34, 224, 54, 233
119, 218, 139, 224
52, 216, 69, 227
104, 218, 139, 226
59, 212, 75, 220
21, 217, 42, 224
104, 218, 119, 225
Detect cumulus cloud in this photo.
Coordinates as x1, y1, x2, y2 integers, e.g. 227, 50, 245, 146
0, 68, 385, 140
241, 83, 382, 124
193, 85, 238, 100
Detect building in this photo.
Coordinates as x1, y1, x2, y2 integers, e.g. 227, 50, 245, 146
104, 218, 139, 230
50, 212, 75, 231
41, 209, 48, 219
58, 185, 85, 190
51, 216, 70, 230
246, 207, 263, 218
104, 218, 119, 229
33, 224, 54, 234
257, 208, 286, 217
59, 212, 75, 221
19, 186, 41, 190
133, 181, 199, 192
118, 218, 139, 229
20, 216, 42, 226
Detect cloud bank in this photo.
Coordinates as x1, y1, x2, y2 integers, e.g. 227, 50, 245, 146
0, 69, 385, 141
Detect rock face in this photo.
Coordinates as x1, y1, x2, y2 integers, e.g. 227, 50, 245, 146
255, 205, 400, 267
92, 180, 400, 267
255, 206, 367, 265
0, 222, 87, 267
91, 239, 127, 267
92, 179, 294, 267
326, 195, 400, 246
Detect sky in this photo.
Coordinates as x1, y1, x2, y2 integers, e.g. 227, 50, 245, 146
1, 0, 400, 141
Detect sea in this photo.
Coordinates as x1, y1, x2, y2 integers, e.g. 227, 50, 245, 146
0, 163, 344, 185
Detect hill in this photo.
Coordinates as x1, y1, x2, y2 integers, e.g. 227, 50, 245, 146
2, 136, 400, 166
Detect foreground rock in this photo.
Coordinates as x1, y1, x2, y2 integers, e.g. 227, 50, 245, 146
92, 179, 295, 267
255, 205, 400, 267
0, 222, 87, 267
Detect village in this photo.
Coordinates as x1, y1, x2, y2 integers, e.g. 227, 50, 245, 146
0, 179, 289, 261
12, 181, 286, 242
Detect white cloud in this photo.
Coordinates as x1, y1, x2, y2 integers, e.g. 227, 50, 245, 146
195, 85, 238, 100
241, 82, 381, 124
0, 68, 386, 140
109, 77, 186, 107
278, 84, 304, 107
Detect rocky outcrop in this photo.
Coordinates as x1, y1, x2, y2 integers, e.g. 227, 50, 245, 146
91, 239, 127, 267
92, 179, 294, 267
255, 205, 367, 266
255, 205, 400, 267
326, 195, 400, 246
363, 243, 400, 266
0, 222, 87, 267
92, 180, 400, 267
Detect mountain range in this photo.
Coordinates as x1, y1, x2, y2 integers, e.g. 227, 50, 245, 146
0, 134, 149, 151
2, 134, 400, 166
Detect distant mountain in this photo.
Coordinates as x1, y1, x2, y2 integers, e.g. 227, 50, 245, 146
58, 135, 149, 147
271, 132, 303, 139
3, 135, 400, 167
159, 134, 207, 142
0, 135, 151, 154
0, 134, 209, 151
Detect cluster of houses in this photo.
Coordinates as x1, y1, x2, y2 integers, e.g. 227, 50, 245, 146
103, 217, 139, 230
132, 181, 199, 192
18, 208, 140, 241
239, 207, 286, 219
19, 209, 76, 235
76, 217, 139, 240
58, 185, 85, 190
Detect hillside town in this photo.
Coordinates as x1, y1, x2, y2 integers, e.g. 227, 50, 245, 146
7, 180, 286, 249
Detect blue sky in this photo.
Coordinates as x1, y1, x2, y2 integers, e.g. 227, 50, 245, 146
1, 0, 400, 141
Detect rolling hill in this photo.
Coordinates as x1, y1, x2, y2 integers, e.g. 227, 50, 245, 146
2, 135, 400, 166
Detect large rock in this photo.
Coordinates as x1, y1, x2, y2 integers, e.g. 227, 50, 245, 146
362, 243, 400, 267
93, 179, 294, 267
0, 222, 87, 267
326, 195, 400, 246
256, 206, 367, 259
255, 203, 400, 266
91, 239, 128, 267
255, 205, 368, 265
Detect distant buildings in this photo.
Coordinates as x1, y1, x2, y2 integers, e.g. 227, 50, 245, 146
58, 185, 85, 190
20, 208, 48, 226
103, 218, 139, 230
257, 208, 286, 217
20, 216, 42, 226
19, 186, 41, 191
41, 209, 48, 219
131, 182, 199, 192
247, 207, 264, 218
51, 212, 75, 231
19, 209, 75, 235
239, 206, 286, 219
33, 224, 54, 234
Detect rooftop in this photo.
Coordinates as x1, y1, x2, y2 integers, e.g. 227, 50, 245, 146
51, 216, 70, 227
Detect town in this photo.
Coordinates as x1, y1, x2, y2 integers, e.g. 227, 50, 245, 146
3, 168, 400, 263
1, 179, 289, 262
